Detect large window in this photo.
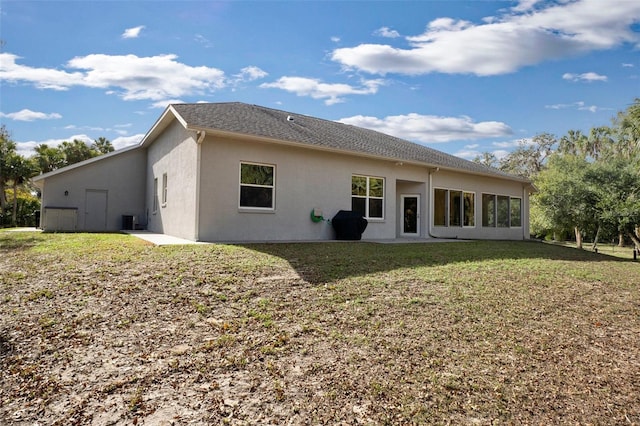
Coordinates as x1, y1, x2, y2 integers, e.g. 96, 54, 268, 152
240, 162, 275, 209
434, 188, 475, 227
482, 194, 522, 228
352, 175, 384, 219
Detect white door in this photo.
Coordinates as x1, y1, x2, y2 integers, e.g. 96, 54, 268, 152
85, 189, 108, 231
400, 194, 420, 237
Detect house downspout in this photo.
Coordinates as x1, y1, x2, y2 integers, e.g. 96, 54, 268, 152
194, 130, 205, 241
427, 167, 440, 239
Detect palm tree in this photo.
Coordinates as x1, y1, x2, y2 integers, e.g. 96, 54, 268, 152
6, 153, 38, 226
92, 137, 114, 154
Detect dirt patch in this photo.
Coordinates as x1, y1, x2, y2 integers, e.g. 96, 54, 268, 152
1, 233, 639, 424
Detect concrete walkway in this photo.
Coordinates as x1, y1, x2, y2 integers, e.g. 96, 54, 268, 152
122, 230, 467, 246
121, 230, 209, 246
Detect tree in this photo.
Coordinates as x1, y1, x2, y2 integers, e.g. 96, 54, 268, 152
59, 139, 99, 165
499, 133, 556, 179
6, 153, 38, 226
0, 125, 16, 210
34, 144, 66, 173
558, 129, 588, 157
534, 155, 598, 249
586, 160, 640, 251
92, 137, 114, 154
472, 152, 499, 169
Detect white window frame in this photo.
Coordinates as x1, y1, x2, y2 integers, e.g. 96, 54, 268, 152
433, 188, 475, 228
481, 193, 522, 228
351, 174, 385, 220
161, 173, 168, 207
239, 162, 276, 211
153, 177, 158, 213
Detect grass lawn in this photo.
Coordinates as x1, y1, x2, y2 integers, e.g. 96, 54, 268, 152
1, 232, 639, 424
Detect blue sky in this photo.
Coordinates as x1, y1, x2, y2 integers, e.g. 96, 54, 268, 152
1, 0, 639, 160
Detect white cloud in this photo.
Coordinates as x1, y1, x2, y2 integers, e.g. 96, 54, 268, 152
194, 34, 212, 48
374, 27, 400, 38
331, 0, 640, 76
235, 66, 268, 82
545, 101, 603, 112
0, 53, 84, 90
260, 76, 385, 105
122, 25, 145, 39
622, 63, 635, 67
69, 54, 226, 100
15, 134, 94, 157
562, 72, 607, 82
0, 53, 227, 102
0, 109, 61, 121
112, 134, 144, 150
15, 132, 144, 157
151, 99, 185, 109
338, 113, 512, 143
331, 36, 341, 43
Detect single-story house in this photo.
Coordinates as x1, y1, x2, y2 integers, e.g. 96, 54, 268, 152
32, 102, 534, 242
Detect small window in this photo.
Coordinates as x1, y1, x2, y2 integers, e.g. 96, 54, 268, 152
351, 175, 384, 219
434, 188, 447, 226
463, 192, 475, 227
510, 197, 522, 227
161, 173, 168, 206
153, 178, 158, 213
497, 195, 510, 227
449, 190, 462, 227
240, 162, 275, 209
482, 194, 495, 227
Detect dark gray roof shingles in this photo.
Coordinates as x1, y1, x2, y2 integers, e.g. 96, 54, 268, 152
171, 102, 526, 182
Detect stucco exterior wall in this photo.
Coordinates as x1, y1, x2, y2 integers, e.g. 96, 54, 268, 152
197, 135, 431, 242
37, 148, 146, 231
429, 169, 531, 240
146, 121, 199, 240
195, 136, 531, 242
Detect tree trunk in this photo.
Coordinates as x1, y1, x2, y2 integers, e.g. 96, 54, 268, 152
618, 233, 625, 247
592, 226, 601, 252
11, 182, 17, 227
575, 227, 583, 250
629, 232, 640, 252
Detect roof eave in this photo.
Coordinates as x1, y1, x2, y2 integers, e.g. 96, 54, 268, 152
187, 125, 531, 185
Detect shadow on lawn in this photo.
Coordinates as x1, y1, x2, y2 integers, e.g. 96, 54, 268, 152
239, 240, 633, 285
0, 233, 43, 252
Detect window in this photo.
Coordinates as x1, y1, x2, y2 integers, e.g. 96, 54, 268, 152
240, 162, 275, 209
153, 178, 158, 213
161, 173, 168, 206
434, 188, 475, 227
510, 197, 522, 227
482, 193, 521, 228
449, 190, 462, 227
352, 175, 384, 219
482, 194, 495, 227
463, 192, 475, 227
434, 188, 447, 226
497, 195, 509, 227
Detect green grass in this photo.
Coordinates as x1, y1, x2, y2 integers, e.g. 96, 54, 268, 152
1, 231, 639, 424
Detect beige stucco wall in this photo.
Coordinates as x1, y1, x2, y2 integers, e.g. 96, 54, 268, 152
36, 148, 147, 231
198, 135, 429, 242
145, 121, 199, 240
196, 136, 530, 242
430, 170, 531, 240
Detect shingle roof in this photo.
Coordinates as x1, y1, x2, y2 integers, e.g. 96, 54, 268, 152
171, 102, 528, 183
